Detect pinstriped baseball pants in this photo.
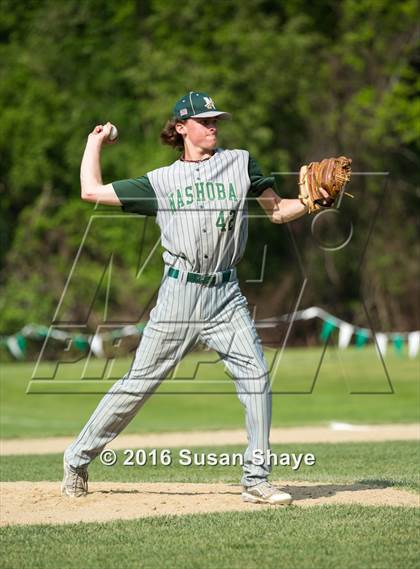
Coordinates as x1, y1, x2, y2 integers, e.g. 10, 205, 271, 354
65, 268, 272, 487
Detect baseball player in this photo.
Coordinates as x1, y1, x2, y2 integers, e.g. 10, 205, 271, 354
62, 91, 325, 505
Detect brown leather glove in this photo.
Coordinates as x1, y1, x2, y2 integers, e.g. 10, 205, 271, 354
298, 156, 353, 213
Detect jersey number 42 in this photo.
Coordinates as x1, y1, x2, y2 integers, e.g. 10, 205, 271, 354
216, 210, 236, 232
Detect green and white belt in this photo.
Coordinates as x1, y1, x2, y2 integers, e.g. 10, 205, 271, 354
166, 266, 235, 287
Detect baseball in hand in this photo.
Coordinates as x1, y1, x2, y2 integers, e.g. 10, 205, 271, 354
108, 124, 118, 142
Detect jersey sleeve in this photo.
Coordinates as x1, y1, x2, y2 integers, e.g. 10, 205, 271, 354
247, 155, 275, 197
112, 175, 158, 216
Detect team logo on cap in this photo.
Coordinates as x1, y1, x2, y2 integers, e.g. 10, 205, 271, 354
204, 97, 216, 110
180, 108, 188, 117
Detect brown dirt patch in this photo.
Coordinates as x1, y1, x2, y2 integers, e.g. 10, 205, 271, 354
1, 423, 418, 456
1, 481, 418, 527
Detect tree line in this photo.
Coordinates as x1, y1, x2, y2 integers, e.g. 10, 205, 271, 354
0, 0, 418, 351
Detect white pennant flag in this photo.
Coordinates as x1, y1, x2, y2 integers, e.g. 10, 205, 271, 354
90, 333, 105, 358
122, 325, 139, 336
408, 331, 420, 359
374, 333, 388, 358
338, 322, 354, 349
6, 336, 25, 360
300, 307, 321, 320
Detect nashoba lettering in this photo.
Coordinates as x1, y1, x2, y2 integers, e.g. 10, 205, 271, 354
168, 181, 238, 212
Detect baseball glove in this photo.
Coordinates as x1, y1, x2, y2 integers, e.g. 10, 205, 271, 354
298, 156, 353, 213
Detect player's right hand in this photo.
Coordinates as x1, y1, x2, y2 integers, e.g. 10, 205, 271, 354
88, 122, 116, 145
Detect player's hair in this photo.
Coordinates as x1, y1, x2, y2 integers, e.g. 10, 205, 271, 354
160, 118, 184, 150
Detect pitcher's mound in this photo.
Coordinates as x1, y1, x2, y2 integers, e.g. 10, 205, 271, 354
1, 481, 417, 527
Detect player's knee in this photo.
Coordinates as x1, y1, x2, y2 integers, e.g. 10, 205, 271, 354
257, 372, 271, 393
250, 360, 270, 382
242, 368, 271, 394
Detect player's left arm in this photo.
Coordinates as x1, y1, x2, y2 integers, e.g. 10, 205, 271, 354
256, 187, 331, 224
248, 155, 330, 224
256, 188, 308, 224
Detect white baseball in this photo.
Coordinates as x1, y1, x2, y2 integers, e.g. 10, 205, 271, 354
108, 124, 118, 141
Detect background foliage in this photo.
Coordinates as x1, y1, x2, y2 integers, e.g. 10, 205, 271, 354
0, 0, 419, 350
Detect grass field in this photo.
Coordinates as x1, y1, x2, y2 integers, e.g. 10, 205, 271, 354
1, 441, 419, 491
1, 347, 418, 438
2, 507, 418, 569
1, 348, 419, 568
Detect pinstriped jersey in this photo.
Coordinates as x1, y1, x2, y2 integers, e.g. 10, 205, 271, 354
113, 148, 274, 273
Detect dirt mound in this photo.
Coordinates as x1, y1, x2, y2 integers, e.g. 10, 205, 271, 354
1, 481, 417, 527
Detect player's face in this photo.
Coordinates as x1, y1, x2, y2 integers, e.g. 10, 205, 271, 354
181, 117, 219, 150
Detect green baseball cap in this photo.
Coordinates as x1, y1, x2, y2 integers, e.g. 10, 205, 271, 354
173, 91, 231, 120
